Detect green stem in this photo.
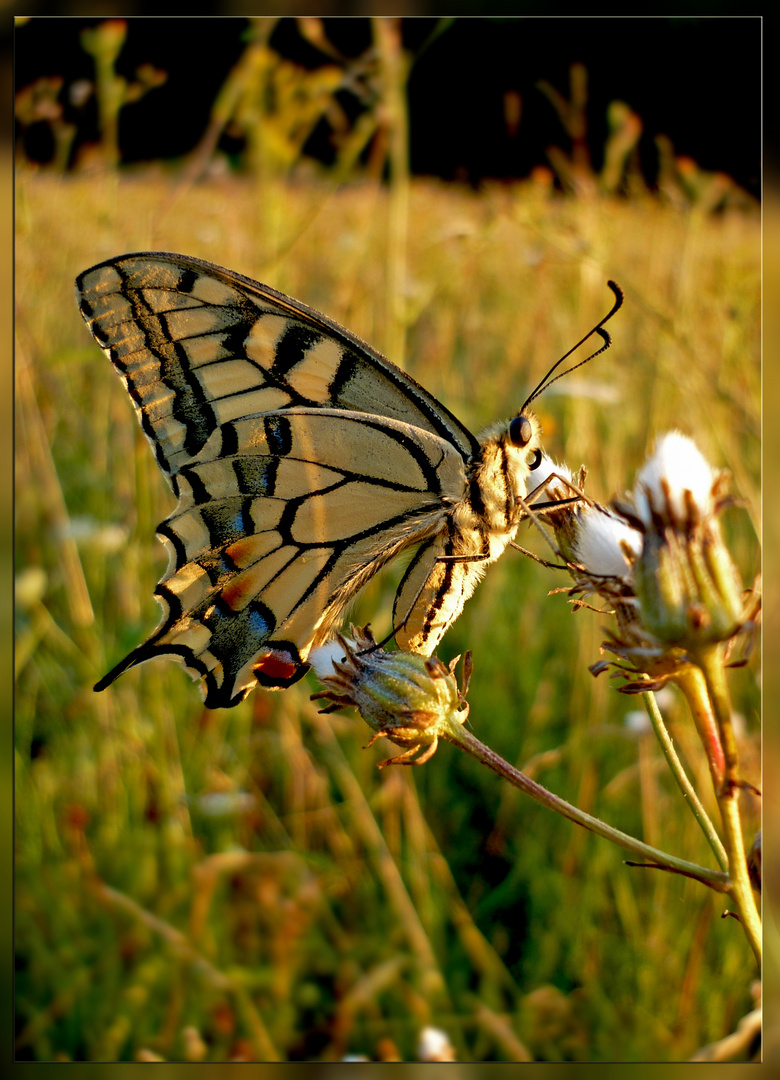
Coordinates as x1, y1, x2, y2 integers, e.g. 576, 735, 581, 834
441, 722, 729, 893
693, 644, 761, 968
642, 690, 728, 871
676, 664, 726, 790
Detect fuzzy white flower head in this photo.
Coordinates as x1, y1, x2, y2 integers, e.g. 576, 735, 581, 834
308, 636, 353, 680
626, 435, 745, 646
633, 432, 716, 527
531, 454, 573, 502
572, 506, 642, 580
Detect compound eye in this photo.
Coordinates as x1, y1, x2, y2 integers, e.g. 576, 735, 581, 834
508, 415, 532, 448
528, 448, 543, 471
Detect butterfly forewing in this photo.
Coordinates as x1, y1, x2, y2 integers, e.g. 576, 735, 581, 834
76, 253, 478, 481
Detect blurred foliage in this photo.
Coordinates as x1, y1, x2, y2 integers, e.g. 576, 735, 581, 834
15, 168, 759, 1061
14, 12, 760, 1065
78, 19, 167, 171
15, 18, 166, 173
14, 17, 758, 215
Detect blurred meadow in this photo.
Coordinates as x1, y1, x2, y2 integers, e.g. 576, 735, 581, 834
14, 16, 761, 1064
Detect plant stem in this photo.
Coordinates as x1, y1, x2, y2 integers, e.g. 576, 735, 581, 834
440, 722, 729, 892
642, 690, 728, 871
675, 664, 725, 791
373, 16, 410, 368
692, 644, 762, 968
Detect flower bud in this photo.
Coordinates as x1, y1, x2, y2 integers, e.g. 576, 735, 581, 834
626, 434, 744, 647
533, 453, 641, 601
309, 627, 469, 767
80, 19, 127, 64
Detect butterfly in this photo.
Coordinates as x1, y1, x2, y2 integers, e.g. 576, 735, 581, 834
76, 253, 623, 708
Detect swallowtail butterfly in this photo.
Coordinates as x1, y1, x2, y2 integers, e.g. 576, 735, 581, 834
76, 253, 622, 708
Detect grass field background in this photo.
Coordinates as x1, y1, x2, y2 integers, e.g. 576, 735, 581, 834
15, 166, 760, 1062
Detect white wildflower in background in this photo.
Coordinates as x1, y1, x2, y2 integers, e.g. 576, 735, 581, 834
417, 1025, 457, 1061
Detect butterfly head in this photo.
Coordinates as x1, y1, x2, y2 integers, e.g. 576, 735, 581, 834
474, 408, 543, 512
507, 411, 543, 476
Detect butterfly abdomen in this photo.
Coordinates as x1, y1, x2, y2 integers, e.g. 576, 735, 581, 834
391, 412, 541, 655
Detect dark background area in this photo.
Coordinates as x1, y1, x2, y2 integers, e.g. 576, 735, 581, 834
14, 15, 761, 197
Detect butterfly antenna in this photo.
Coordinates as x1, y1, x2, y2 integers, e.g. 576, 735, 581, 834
520, 280, 624, 412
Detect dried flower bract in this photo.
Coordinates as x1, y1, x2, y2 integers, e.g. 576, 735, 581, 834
310, 626, 471, 767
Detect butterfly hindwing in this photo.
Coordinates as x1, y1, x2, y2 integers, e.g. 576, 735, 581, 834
93, 403, 467, 708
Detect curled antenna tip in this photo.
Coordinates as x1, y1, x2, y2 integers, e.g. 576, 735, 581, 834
606, 280, 624, 306
520, 279, 625, 412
